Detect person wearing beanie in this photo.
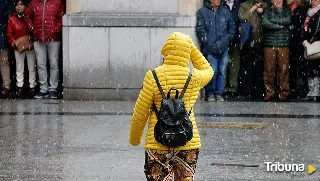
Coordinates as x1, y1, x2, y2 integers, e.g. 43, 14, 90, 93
129, 32, 213, 180
7, 0, 36, 98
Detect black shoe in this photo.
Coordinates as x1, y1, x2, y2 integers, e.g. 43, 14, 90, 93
249, 94, 257, 101
244, 94, 258, 101
17, 87, 23, 98
223, 91, 230, 99
289, 90, 298, 99
236, 95, 246, 101
230, 92, 239, 97
49, 91, 58, 99
29, 88, 35, 98
34, 92, 49, 99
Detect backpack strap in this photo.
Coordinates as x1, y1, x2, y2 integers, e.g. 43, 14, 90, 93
151, 69, 165, 118
179, 71, 192, 99
151, 70, 166, 99
152, 102, 159, 118
180, 71, 193, 115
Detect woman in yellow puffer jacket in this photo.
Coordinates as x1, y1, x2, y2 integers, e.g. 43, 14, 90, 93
129, 32, 214, 181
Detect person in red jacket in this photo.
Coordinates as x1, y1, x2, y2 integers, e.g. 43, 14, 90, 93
24, 0, 65, 99
7, 0, 36, 98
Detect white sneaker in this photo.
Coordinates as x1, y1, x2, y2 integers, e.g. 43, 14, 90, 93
216, 95, 225, 102
307, 77, 320, 97
307, 78, 315, 97
313, 77, 320, 97
207, 95, 216, 102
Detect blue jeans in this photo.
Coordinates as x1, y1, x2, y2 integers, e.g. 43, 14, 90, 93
205, 50, 228, 96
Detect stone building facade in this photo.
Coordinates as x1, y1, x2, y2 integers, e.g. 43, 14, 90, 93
63, 0, 203, 100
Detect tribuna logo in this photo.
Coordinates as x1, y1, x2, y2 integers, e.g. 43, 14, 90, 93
265, 162, 305, 172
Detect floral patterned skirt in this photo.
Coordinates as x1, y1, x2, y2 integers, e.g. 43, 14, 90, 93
144, 149, 199, 181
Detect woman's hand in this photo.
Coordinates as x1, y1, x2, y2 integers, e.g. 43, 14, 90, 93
302, 40, 308, 47
257, 8, 264, 14
129, 137, 141, 146
250, 5, 259, 14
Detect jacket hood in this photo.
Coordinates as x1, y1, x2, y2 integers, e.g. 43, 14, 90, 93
204, 1, 213, 9
161, 32, 193, 67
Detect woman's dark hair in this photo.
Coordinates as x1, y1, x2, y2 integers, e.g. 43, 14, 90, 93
14, 0, 25, 6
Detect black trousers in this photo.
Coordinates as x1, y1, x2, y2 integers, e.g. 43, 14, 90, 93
289, 45, 308, 91
238, 43, 264, 97
308, 60, 320, 77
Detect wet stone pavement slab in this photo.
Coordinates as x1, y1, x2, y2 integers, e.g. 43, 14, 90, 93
0, 100, 319, 181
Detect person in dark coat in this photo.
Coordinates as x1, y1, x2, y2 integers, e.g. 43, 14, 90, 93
238, 0, 268, 100
222, 0, 241, 98
287, 0, 309, 98
0, 0, 14, 97
302, 0, 320, 99
262, 0, 292, 101
196, 0, 236, 102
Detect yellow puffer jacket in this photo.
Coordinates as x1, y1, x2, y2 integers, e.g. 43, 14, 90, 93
129, 32, 214, 150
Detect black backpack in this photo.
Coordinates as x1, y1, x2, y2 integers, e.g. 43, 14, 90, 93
151, 70, 193, 148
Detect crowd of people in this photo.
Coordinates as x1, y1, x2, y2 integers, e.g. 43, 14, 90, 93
0, 0, 64, 99
1, 0, 319, 103
197, 0, 320, 101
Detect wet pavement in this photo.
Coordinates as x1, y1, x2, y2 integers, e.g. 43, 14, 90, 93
0, 100, 319, 181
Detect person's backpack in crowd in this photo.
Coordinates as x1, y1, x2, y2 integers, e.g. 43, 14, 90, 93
151, 70, 193, 148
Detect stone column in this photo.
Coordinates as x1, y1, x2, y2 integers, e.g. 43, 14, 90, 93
66, 0, 81, 14
179, 0, 203, 15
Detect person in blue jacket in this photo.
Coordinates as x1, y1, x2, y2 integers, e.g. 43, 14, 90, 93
196, 0, 236, 102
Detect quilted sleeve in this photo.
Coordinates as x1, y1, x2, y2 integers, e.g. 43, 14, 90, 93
227, 11, 236, 41
269, 9, 291, 26
56, 1, 65, 33
129, 70, 154, 146
262, 11, 283, 30
190, 42, 214, 88
24, 1, 34, 32
6, 18, 15, 46
196, 10, 208, 45
238, 4, 250, 23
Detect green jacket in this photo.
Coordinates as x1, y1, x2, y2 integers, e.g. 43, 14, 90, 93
238, 0, 268, 48
262, 7, 291, 47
